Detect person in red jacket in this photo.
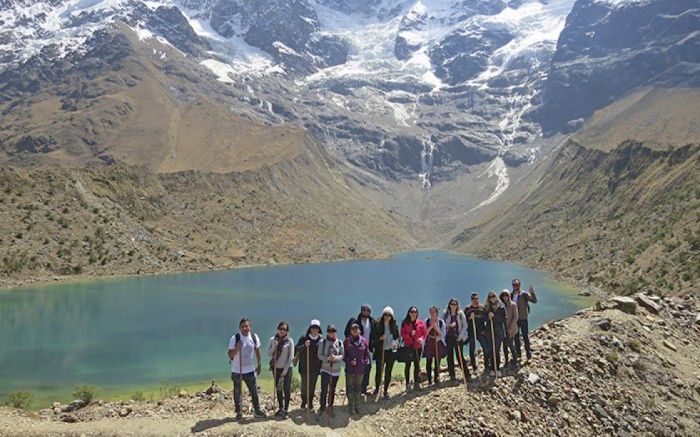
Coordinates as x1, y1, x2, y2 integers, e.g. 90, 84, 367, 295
400, 306, 427, 391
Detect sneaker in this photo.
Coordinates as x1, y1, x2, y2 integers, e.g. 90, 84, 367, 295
372, 387, 379, 396
235, 412, 243, 421
383, 391, 390, 399
274, 409, 283, 417
279, 410, 287, 418
253, 409, 266, 418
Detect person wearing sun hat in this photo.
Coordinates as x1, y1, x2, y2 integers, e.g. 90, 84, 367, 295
294, 319, 323, 410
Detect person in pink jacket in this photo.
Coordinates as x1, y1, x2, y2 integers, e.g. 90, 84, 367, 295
500, 290, 519, 367
400, 306, 427, 391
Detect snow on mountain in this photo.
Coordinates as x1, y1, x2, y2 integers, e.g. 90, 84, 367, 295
1, 0, 695, 190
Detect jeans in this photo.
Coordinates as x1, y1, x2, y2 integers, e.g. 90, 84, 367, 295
480, 329, 504, 371
467, 328, 480, 370
346, 373, 363, 410
445, 335, 466, 378
374, 349, 395, 393
300, 370, 319, 408
319, 371, 339, 411
502, 334, 517, 364
514, 319, 531, 358
404, 348, 421, 386
231, 371, 260, 413
273, 368, 292, 411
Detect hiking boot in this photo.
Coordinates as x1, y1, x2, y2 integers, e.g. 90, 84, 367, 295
413, 382, 421, 390
235, 412, 243, 421
253, 409, 266, 418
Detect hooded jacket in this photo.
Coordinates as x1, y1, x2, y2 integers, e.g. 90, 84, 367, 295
318, 336, 344, 375
400, 319, 427, 350
343, 335, 371, 375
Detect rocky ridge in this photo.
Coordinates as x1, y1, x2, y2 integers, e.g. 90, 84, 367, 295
2, 292, 699, 435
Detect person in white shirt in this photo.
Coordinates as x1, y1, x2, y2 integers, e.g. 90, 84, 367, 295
228, 318, 265, 420
268, 321, 295, 418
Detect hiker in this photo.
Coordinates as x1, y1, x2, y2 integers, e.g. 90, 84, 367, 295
318, 324, 344, 417
370, 306, 399, 399
511, 279, 538, 360
465, 293, 486, 372
268, 321, 295, 418
227, 318, 266, 420
294, 319, 323, 410
344, 323, 371, 415
423, 306, 446, 386
344, 304, 374, 397
482, 290, 506, 376
443, 297, 469, 381
500, 290, 519, 367
400, 306, 427, 390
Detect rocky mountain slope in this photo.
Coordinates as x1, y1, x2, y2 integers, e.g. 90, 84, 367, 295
0, 137, 415, 288
2, 292, 699, 435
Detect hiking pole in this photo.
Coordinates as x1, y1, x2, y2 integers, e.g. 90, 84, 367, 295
456, 338, 469, 391
272, 345, 277, 413
306, 343, 311, 413
489, 318, 498, 378
471, 314, 478, 373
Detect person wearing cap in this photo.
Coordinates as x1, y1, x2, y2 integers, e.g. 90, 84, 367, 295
268, 321, 295, 417
443, 297, 469, 381
465, 293, 485, 372
482, 290, 506, 376
400, 306, 427, 391
294, 319, 323, 410
370, 306, 399, 399
500, 290, 519, 367
344, 304, 375, 397
318, 324, 344, 417
344, 323, 370, 415
227, 318, 266, 420
511, 279, 537, 360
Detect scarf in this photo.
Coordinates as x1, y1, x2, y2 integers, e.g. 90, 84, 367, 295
274, 333, 288, 356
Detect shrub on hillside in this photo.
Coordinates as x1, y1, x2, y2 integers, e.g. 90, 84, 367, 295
6, 391, 32, 409
72, 385, 99, 403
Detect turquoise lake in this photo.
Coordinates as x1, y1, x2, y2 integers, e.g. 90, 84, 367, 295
0, 251, 589, 405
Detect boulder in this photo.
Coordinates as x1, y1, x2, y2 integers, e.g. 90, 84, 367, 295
695, 313, 700, 325
593, 318, 612, 331
65, 399, 86, 412
60, 413, 78, 423
527, 373, 541, 384
611, 296, 637, 314
635, 294, 661, 314
547, 395, 561, 407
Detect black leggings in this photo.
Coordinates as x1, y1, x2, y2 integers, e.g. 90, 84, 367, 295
404, 349, 421, 385
273, 368, 291, 411
374, 349, 395, 392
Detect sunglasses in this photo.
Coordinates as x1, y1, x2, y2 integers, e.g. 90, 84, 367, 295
328, 330, 336, 333
278, 327, 288, 331
450, 303, 458, 306
409, 310, 417, 314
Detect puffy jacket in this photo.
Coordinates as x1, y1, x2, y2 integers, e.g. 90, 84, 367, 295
505, 301, 519, 338
400, 319, 427, 350
318, 336, 344, 374
344, 335, 370, 375
295, 334, 322, 375
442, 310, 468, 341
370, 318, 400, 352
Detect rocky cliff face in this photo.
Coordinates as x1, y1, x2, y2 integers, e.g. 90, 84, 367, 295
534, 0, 700, 133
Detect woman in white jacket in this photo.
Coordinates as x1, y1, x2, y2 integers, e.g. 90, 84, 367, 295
268, 321, 295, 418
443, 298, 469, 381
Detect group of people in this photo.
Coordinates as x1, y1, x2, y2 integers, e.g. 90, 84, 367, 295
227, 279, 537, 420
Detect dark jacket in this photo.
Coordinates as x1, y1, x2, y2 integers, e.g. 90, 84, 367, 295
483, 302, 507, 338
294, 333, 322, 375
370, 318, 400, 352
344, 314, 375, 340
343, 335, 371, 376
465, 304, 485, 336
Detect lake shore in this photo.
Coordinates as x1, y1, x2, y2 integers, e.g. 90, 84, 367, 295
3, 292, 698, 436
